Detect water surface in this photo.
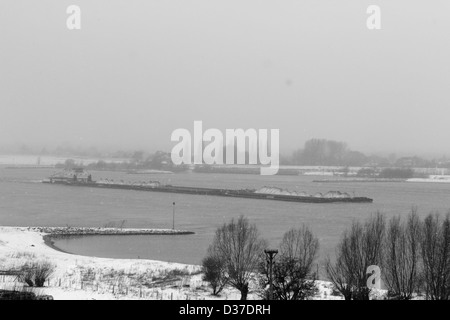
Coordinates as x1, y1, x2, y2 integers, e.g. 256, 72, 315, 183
1, 167, 450, 267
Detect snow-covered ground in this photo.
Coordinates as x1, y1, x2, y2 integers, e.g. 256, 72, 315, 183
0, 227, 350, 300
0, 227, 254, 300
407, 175, 450, 183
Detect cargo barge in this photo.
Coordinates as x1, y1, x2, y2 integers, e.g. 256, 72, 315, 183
42, 169, 373, 204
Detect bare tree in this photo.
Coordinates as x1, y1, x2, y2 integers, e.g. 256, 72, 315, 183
383, 210, 422, 299
279, 226, 320, 269
259, 225, 320, 300
326, 213, 385, 300
18, 261, 55, 288
420, 213, 450, 300
325, 252, 354, 300
208, 216, 267, 300
202, 250, 228, 296
326, 223, 362, 300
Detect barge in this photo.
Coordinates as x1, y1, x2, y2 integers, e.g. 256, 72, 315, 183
42, 169, 373, 204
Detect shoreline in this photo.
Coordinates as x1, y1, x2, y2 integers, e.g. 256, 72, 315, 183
40, 228, 196, 257
313, 178, 406, 183
0, 226, 345, 300
3, 226, 196, 260
314, 177, 450, 184
30, 226, 195, 236
0, 226, 209, 300
42, 234, 73, 255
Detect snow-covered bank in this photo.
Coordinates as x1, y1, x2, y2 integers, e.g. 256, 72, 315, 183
0, 227, 349, 300
407, 175, 450, 183
0, 227, 209, 300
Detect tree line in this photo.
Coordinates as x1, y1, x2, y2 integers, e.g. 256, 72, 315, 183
285, 139, 450, 168
51, 139, 450, 170
202, 211, 450, 300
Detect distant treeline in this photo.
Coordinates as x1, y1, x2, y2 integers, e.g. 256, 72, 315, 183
193, 165, 299, 176
288, 139, 368, 166
356, 168, 422, 179
284, 139, 450, 168
56, 151, 188, 173
47, 138, 450, 169
378, 168, 415, 179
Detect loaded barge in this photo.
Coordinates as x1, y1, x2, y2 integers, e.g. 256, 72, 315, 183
42, 169, 373, 204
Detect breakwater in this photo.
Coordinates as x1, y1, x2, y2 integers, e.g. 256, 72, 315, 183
32, 227, 194, 236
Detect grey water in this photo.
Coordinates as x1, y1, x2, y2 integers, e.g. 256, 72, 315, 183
1, 167, 450, 267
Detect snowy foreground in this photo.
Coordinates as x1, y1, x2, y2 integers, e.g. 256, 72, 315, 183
0, 227, 342, 300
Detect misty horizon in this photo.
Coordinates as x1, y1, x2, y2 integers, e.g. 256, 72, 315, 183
2, 1, 450, 156
1, 139, 449, 161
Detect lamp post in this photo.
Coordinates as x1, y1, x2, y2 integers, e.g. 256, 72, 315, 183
172, 202, 175, 230
264, 249, 278, 300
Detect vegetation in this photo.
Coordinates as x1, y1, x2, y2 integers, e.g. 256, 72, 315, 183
421, 213, 450, 300
0, 288, 38, 300
258, 226, 320, 300
205, 216, 267, 300
194, 166, 299, 176
322, 211, 450, 300
325, 213, 385, 300
18, 261, 55, 288
383, 211, 422, 299
284, 139, 450, 168
7, 139, 450, 169
57, 150, 189, 173
200, 212, 450, 300
356, 168, 377, 177
201, 254, 227, 296
378, 168, 415, 179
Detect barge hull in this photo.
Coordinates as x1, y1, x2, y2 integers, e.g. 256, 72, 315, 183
42, 181, 373, 204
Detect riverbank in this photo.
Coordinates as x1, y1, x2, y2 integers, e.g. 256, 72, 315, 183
313, 178, 406, 183
407, 175, 450, 183
38, 227, 194, 256
33, 226, 194, 237
0, 226, 210, 300
0, 226, 345, 300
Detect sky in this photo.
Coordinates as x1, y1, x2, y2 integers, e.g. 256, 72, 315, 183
0, 0, 449, 156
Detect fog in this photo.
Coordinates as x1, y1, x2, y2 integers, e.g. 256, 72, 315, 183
1, 0, 449, 155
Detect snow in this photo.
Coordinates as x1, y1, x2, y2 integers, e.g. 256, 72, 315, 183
0, 227, 251, 300
0, 227, 378, 300
408, 175, 450, 183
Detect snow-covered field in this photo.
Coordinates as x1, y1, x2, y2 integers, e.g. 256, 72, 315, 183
0, 227, 258, 300
0, 227, 213, 300
0, 227, 347, 300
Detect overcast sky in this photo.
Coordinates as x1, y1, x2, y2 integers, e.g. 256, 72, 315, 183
0, 1, 449, 155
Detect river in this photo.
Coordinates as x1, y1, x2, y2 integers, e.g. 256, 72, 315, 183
1, 167, 450, 268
